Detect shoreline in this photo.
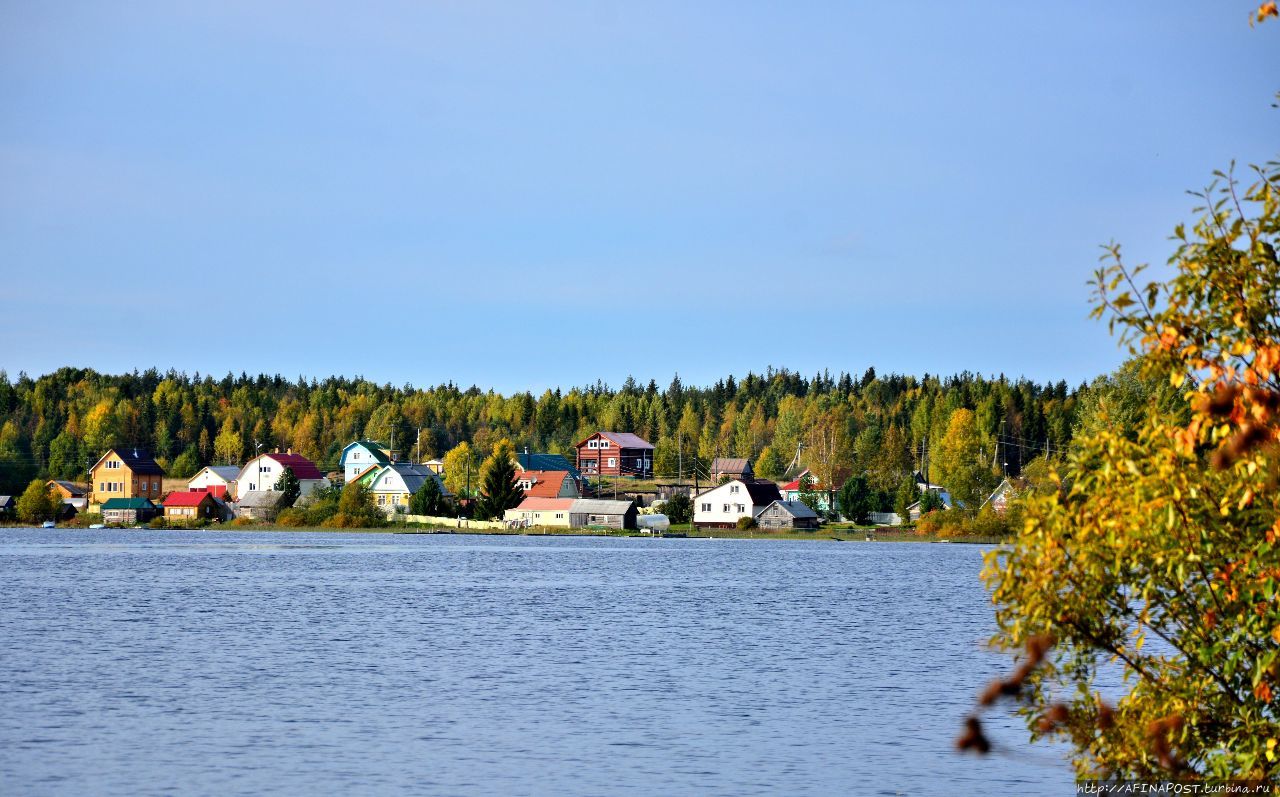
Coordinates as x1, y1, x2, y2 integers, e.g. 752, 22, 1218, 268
3, 523, 1005, 545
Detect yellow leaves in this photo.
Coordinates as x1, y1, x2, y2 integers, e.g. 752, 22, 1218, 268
1238, 488, 1255, 511
1255, 1, 1278, 25
1271, 626, 1280, 645
1268, 737, 1278, 763
1170, 371, 1186, 388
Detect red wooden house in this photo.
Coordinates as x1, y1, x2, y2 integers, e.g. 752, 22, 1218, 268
574, 432, 654, 479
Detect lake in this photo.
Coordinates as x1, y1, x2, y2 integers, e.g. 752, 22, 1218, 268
0, 529, 1070, 795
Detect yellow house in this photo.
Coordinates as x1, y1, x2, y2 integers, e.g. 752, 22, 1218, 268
90, 448, 166, 508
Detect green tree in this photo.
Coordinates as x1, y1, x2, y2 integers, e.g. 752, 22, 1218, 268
409, 475, 448, 516
441, 441, 478, 498
663, 492, 693, 524
980, 158, 1280, 778
473, 439, 523, 520
273, 466, 300, 509
753, 445, 783, 481
797, 473, 823, 515
325, 481, 383, 528
16, 479, 59, 524
837, 475, 874, 524
214, 419, 242, 465
893, 474, 918, 520
169, 447, 200, 479
935, 409, 996, 510
46, 430, 82, 481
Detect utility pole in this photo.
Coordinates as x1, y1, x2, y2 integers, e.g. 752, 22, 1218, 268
678, 434, 683, 483
416, 427, 421, 464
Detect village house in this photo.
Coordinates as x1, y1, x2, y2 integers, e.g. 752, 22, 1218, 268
0, 495, 13, 518
366, 463, 450, 514
186, 466, 239, 498
163, 491, 222, 522
422, 458, 445, 475
754, 499, 821, 530
710, 457, 754, 483
101, 497, 159, 525
568, 499, 638, 530
339, 440, 392, 484
236, 452, 327, 500
693, 479, 784, 529
504, 497, 574, 528
234, 490, 283, 521
779, 469, 834, 514
982, 478, 1023, 513
574, 432, 654, 479
47, 480, 89, 517
90, 448, 165, 508
513, 469, 580, 499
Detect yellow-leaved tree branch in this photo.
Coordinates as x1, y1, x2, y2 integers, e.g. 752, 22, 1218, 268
966, 151, 1280, 777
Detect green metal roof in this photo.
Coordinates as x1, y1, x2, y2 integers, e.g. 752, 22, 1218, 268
101, 497, 156, 510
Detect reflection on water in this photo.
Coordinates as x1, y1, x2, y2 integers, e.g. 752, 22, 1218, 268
0, 529, 1069, 796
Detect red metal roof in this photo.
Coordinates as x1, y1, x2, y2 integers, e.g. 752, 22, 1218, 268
163, 491, 212, 507
263, 453, 324, 481
513, 470, 569, 498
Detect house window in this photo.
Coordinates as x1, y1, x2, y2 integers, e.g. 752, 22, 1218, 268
730, 485, 739, 494
701, 503, 711, 512
555, 513, 564, 519
736, 504, 745, 513
377, 494, 386, 505
392, 494, 401, 505
105, 460, 120, 470
588, 440, 598, 449
607, 458, 616, 468
599, 440, 609, 448
723, 504, 730, 512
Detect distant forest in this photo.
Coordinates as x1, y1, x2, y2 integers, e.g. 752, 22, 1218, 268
0, 366, 1089, 497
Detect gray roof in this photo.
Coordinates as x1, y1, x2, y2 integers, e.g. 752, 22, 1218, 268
201, 466, 240, 482
384, 463, 451, 496
581, 432, 654, 450
757, 500, 818, 520
570, 499, 635, 515
236, 490, 283, 509
711, 458, 751, 473
0, 496, 12, 508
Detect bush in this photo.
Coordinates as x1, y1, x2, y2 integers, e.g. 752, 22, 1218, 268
663, 492, 693, 524
230, 516, 256, 527
148, 515, 168, 529
275, 508, 308, 527
735, 516, 757, 531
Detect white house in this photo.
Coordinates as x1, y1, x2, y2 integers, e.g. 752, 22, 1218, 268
236, 452, 328, 500
504, 497, 574, 528
367, 463, 450, 514
186, 465, 240, 498
693, 479, 783, 529
339, 440, 392, 484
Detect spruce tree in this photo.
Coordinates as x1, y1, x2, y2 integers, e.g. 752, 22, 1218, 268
273, 466, 301, 509
474, 440, 524, 520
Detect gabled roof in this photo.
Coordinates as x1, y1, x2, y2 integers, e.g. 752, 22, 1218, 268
742, 479, 784, 506
371, 463, 450, 496
341, 440, 391, 466
575, 432, 654, 450
101, 497, 156, 510
781, 469, 818, 491
514, 497, 575, 511
570, 498, 636, 515
258, 453, 324, 481
514, 452, 582, 480
0, 496, 13, 508
711, 458, 751, 473
93, 448, 165, 476
236, 490, 283, 508
191, 466, 240, 483
756, 499, 818, 520
163, 491, 213, 507
513, 470, 570, 498
48, 480, 88, 496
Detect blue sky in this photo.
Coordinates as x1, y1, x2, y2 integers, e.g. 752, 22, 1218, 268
1, 2, 1276, 393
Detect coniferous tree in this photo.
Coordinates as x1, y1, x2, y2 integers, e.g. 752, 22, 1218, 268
273, 466, 301, 509
474, 439, 523, 520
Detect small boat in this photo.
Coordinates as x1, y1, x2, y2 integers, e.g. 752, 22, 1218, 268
41, 520, 56, 529
89, 524, 106, 529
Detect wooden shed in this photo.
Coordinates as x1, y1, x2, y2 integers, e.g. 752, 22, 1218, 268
569, 499, 637, 530
754, 500, 821, 530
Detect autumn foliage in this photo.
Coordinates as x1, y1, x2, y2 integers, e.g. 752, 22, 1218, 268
980, 159, 1280, 778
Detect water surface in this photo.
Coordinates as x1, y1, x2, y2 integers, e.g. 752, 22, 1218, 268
0, 529, 1069, 795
